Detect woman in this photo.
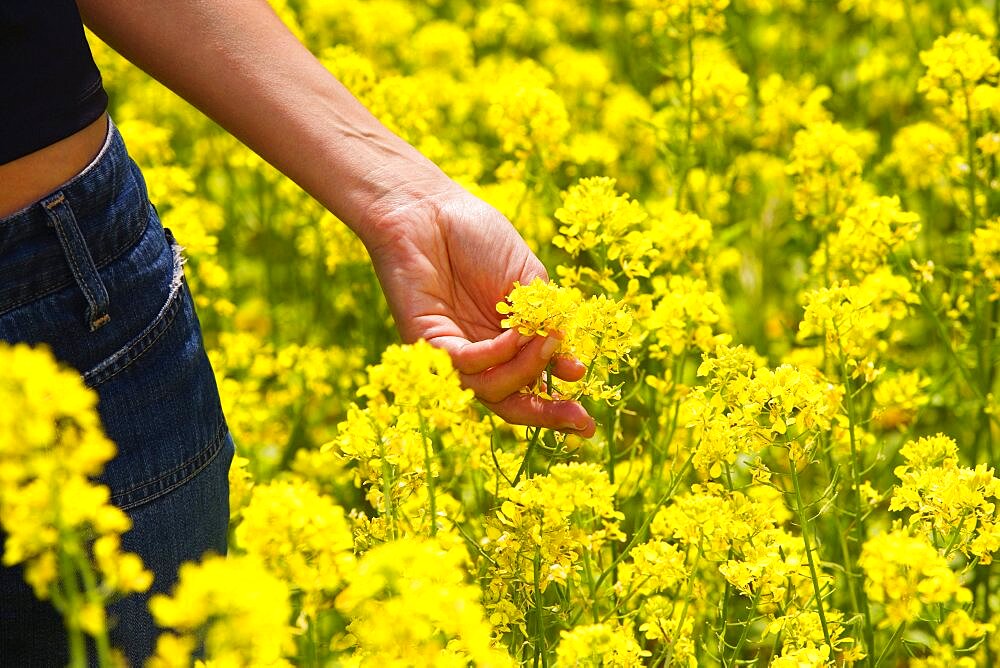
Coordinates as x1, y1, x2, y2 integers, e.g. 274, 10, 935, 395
0, 1, 596, 664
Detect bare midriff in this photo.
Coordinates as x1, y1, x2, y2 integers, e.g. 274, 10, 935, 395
0, 112, 109, 219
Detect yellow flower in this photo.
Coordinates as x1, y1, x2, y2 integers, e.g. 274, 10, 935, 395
871, 370, 931, 431
485, 61, 569, 173
496, 278, 582, 338
497, 278, 635, 401
631, 0, 730, 38
885, 121, 958, 193
860, 528, 972, 627
799, 269, 918, 382
148, 554, 294, 667
651, 483, 776, 559
813, 195, 920, 279
755, 74, 832, 150
358, 339, 474, 426
616, 540, 688, 598
488, 463, 624, 592
555, 623, 650, 667
688, 348, 842, 471
889, 434, 1000, 561
972, 218, 1000, 300
0, 343, 151, 650
769, 643, 832, 668
553, 177, 650, 270
336, 537, 510, 667
786, 121, 870, 228
643, 275, 730, 360
918, 32, 1000, 107
235, 480, 356, 619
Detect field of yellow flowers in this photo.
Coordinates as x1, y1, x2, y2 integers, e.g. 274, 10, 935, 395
2, 0, 1000, 665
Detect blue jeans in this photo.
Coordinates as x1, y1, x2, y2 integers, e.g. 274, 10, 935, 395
0, 116, 233, 666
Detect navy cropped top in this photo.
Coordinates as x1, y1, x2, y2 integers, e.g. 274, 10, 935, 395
1, 1, 108, 164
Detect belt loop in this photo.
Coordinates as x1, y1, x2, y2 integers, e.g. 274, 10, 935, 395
41, 191, 111, 331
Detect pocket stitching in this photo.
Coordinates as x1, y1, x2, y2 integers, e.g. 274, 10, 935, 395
82, 235, 186, 388
111, 422, 228, 511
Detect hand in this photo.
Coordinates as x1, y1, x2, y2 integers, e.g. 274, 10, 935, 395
362, 187, 597, 438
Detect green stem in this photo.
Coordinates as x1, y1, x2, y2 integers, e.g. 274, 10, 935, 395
873, 621, 906, 667
788, 456, 835, 654
606, 404, 620, 603
70, 548, 113, 667
512, 427, 543, 487
942, 509, 974, 559
532, 539, 548, 668
373, 419, 398, 539
964, 83, 978, 237
591, 452, 695, 594
893, 252, 998, 422
900, 0, 922, 57
726, 585, 763, 666
718, 548, 734, 662
974, 289, 997, 466
417, 411, 437, 537
58, 543, 87, 668
663, 537, 703, 667
820, 440, 863, 622
581, 550, 601, 624
675, 5, 696, 209
489, 427, 514, 489
718, 463, 736, 662
834, 336, 875, 661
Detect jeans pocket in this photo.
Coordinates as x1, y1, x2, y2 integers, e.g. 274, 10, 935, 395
83, 225, 187, 388
86, 219, 230, 511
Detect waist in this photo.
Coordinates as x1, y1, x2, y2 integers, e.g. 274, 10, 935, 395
0, 113, 111, 219
0, 115, 151, 316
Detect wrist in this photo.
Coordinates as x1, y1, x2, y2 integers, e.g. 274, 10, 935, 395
344, 159, 465, 250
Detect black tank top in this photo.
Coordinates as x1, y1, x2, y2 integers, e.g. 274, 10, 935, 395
0, 1, 108, 164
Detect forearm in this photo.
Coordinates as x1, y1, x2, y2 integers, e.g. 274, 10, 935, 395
76, 0, 456, 246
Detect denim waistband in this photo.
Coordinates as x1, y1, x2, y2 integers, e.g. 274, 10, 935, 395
0, 117, 150, 316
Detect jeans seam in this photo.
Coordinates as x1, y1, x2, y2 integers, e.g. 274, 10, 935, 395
45, 199, 99, 311
47, 200, 112, 331
0, 203, 149, 318
112, 420, 228, 511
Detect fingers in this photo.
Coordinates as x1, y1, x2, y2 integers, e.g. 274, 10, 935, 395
439, 329, 530, 375
550, 354, 586, 382
482, 393, 597, 439
461, 335, 561, 404
441, 330, 587, 381
431, 332, 595, 437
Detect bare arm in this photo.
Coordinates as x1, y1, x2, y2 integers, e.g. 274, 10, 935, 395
76, 0, 449, 245
76, 0, 596, 437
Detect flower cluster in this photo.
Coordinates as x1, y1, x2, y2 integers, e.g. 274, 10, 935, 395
0, 344, 151, 657
890, 434, 1000, 564
486, 463, 624, 610
860, 529, 972, 627
335, 537, 508, 667
799, 269, 918, 381
918, 32, 1000, 108
556, 623, 649, 667
786, 121, 869, 228
235, 480, 356, 620
497, 278, 634, 400
147, 554, 294, 667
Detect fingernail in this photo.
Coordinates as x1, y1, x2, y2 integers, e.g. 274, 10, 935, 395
560, 421, 591, 434
540, 336, 560, 359
517, 334, 533, 347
